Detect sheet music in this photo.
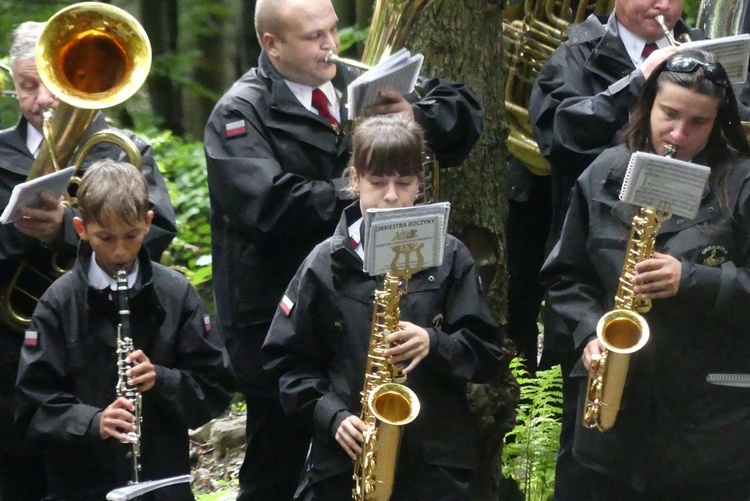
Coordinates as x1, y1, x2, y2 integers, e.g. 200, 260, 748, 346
620, 152, 710, 219
347, 48, 423, 118
0, 166, 76, 224
363, 202, 450, 277
679, 34, 750, 84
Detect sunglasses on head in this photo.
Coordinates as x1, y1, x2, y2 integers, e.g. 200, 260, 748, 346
665, 55, 731, 89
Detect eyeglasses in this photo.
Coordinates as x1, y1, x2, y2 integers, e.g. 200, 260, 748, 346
666, 55, 731, 89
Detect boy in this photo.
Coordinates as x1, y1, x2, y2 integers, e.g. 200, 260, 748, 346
15, 160, 235, 500
262, 114, 507, 500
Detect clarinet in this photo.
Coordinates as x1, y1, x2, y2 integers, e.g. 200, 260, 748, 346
115, 267, 142, 484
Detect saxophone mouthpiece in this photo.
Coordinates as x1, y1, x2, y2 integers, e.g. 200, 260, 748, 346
664, 144, 677, 157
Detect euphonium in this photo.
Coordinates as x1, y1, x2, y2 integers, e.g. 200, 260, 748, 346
582, 145, 676, 432
0, 2, 150, 333
323, 0, 439, 203
115, 267, 142, 485
353, 274, 420, 501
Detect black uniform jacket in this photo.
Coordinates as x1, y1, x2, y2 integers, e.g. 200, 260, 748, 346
529, 12, 704, 241
204, 52, 484, 392
541, 145, 750, 489
262, 205, 506, 487
15, 244, 234, 500
0, 113, 177, 454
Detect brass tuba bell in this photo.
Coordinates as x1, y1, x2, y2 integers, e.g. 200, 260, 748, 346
0, 2, 151, 333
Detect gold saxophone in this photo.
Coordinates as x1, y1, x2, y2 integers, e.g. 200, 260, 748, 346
353, 273, 420, 501
582, 145, 676, 432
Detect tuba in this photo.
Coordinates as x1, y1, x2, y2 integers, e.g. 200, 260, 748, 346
582, 145, 676, 432
502, 0, 612, 176
353, 273, 420, 501
0, 2, 151, 333
324, 0, 439, 203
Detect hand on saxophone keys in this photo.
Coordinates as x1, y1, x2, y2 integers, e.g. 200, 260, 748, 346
336, 415, 368, 460
583, 338, 605, 372
631, 252, 681, 300
384, 321, 430, 374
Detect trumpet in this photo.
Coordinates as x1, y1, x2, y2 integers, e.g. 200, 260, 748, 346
655, 15, 681, 46
655, 14, 692, 46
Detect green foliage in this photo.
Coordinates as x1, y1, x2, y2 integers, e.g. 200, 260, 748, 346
194, 481, 238, 501
145, 128, 213, 289
683, 0, 701, 26
502, 359, 563, 501
338, 25, 369, 53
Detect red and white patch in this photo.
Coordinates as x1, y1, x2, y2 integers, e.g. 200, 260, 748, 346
225, 119, 247, 138
24, 330, 38, 347
279, 294, 295, 316
203, 314, 211, 331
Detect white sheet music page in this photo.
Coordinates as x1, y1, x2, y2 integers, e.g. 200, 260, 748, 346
619, 152, 710, 219
347, 48, 424, 118
362, 202, 450, 277
0, 166, 76, 224
679, 34, 750, 84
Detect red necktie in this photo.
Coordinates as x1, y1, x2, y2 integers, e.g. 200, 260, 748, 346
642, 42, 658, 59
311, 88, 340, 129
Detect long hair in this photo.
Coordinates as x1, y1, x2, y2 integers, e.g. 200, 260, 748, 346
622, 49, 750, 206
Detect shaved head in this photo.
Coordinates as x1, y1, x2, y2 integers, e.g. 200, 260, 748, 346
255, 0, 294, 44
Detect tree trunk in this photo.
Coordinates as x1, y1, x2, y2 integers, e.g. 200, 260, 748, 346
236, 0, 261, 77
139, 0, 184, 134
405, 1, 520, 498
182, 1, 237, 138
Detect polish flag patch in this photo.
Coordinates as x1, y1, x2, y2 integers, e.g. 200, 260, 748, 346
24, 330, 38, 347
279, 294, 295, 316
203, 314, 211, 331
225, 119, 247, 138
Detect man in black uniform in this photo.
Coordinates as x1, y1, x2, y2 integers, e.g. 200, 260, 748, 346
0, 21, 176, 500
203, 0, 483, 498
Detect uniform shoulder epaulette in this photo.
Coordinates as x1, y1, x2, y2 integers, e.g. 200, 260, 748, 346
566, 14, 607, 45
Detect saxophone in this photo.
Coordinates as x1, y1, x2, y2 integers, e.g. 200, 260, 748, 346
582, 145, 676, 432
353, 273, 421, 501
115, 267, 142, 484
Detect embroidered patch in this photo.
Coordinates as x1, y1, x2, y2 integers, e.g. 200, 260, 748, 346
203, 314, 211, 331
280, 294, 295, 316
700, 245, 729, 267
225, 119, 247, 138
24, 330, 38, 347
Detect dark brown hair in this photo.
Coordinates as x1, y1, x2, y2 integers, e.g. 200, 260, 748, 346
622, 49, 750, 206
348, 114, 425, 180
77, 160, 149, 226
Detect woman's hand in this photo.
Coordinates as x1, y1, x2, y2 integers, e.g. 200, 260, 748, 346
582, 337, 605, 371
336, 415, 368, 460
385, 321, 430, 374
633, 252, 681, 299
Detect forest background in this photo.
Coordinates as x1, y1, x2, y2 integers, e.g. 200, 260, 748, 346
0, 0, 702, 498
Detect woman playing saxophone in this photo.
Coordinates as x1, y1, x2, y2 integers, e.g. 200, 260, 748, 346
262, 114, 506, 500
541, 49, 750, 500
